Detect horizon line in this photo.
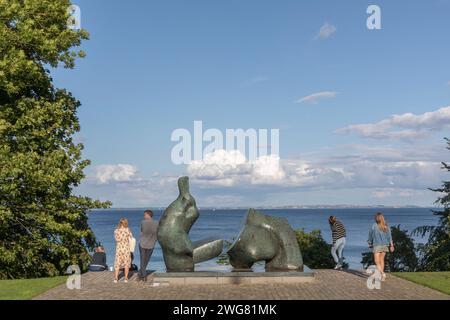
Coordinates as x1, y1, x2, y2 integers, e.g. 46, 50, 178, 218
91, 204, 436, 211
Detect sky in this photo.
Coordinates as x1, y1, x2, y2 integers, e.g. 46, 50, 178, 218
52, 0, 450, 208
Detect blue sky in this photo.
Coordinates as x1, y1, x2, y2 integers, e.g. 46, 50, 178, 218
53, 0, 450, 207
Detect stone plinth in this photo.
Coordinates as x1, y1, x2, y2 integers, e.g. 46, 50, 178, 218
152, 267, 314, 286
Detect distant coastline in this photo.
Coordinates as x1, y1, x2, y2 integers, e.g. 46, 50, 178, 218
91, 205, 435, 211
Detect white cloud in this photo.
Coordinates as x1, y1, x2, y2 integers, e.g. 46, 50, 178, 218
186, 144, 446, 193
251, 155, 286, 184
188, 150, 249, 183
315, 22, 337, 40
187, 150, 285, 187
337, 106, 450, 140
387, 106, 450, 128
80, 169, 179, 206
79, 143, 448, 207
295, 91, 338, 104
93, 164, 139, 184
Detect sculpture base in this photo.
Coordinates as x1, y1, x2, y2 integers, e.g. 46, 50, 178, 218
152, 267, 314, 285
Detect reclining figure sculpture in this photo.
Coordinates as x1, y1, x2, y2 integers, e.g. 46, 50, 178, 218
227, 208, 303, 271
157, 176, 223, 272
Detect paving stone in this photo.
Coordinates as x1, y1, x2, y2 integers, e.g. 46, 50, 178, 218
33, 270, 449, 300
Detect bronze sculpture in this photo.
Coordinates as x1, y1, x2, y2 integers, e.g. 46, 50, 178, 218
157, 176, 223, 272
158, 177, 303, 273
227, 208, 303, 271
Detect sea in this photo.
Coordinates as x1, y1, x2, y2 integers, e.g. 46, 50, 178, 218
88, 208, 439, 271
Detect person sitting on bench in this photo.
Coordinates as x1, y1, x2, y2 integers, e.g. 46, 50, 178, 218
89, 246, 108, 272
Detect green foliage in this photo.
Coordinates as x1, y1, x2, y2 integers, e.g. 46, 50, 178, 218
414, 138, 450, 272
295, 229, 340, 269
361, 225, 418, 272
0, 0, 111, 279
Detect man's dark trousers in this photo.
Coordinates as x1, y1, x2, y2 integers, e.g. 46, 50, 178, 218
139, 245, 154, 279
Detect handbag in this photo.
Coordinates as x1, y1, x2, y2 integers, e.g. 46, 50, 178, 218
129, 236, 136, 253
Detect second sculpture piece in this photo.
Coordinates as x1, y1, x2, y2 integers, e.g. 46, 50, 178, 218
227, 208, 304, 271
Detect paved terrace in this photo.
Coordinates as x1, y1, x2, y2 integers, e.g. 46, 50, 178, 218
34, 270, 449, 300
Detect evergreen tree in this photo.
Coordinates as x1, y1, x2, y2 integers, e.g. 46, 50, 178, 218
0, 0, 110, 279
414, 138, 450, 271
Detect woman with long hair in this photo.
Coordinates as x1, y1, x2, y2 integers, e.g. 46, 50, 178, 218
368, 213, 394, 281
114, 218, 133, 283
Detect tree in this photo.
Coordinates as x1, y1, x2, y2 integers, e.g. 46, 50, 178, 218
361, 225, 418, 272
295, 229, 346, 269
414, 138, 450, 271
216, 239, 233, 265
0, 0, 110, 279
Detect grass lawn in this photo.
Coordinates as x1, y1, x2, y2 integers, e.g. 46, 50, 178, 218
0, 276, 68, 300
393, 272, 450, 295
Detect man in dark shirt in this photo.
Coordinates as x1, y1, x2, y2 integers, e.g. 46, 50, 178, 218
329, 216, 346, 269
138, 210, 159, 281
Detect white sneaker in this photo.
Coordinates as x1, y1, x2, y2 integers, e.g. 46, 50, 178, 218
113, 279, 118, 283
124, 279, 128, 283
334, 264, 342, 270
